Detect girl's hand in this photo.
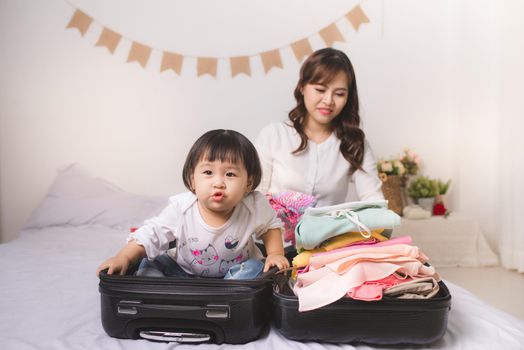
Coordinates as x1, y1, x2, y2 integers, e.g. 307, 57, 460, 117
96, 240, 146, 277
96, 255, 131, 277
264, 253, 290, 272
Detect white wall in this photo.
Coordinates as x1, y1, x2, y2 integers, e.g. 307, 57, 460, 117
1, 0, 519, 249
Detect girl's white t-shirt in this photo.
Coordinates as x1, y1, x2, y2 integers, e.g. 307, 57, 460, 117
255, 122, 384, 207
130, 191, 282, 277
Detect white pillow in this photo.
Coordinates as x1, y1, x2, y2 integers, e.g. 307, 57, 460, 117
24, 164, 169, 230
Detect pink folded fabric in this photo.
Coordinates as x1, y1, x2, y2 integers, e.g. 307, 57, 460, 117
309, 242, 427, 271
294, 245, 437, 311
347, 274, 411, 301
266, 191, 317, 244
311, 235, 413, 259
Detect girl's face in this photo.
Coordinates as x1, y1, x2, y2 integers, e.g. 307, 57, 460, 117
191, 159, 251, 219
302, 70, 349, 130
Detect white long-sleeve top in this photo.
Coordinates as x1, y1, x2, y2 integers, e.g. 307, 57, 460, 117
129, 191, 282, 277
255, 122, 384, 207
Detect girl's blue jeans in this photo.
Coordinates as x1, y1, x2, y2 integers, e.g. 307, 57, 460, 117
135, 253, 264, 280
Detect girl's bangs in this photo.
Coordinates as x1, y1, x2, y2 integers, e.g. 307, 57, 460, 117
200, 143, 242, 166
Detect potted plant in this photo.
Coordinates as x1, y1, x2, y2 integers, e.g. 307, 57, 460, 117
433, 179, 451, 215
407, 176, 438, 211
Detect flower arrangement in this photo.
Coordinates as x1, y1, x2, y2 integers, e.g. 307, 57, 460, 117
400, 148, 421, 176
377, 148, 421, 182
377, 159, 405, 180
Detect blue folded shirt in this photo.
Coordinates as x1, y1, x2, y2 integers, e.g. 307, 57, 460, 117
295, 200, 401, 250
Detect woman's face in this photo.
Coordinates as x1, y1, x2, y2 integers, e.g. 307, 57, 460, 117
301, 70, 349, 129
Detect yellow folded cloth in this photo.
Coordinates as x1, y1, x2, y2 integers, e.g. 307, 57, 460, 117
320, 229, 387, 251
292, 230, 387, 268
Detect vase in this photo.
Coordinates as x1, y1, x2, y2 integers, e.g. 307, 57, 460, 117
381, 175, 404, 216
415, 197, 435, 212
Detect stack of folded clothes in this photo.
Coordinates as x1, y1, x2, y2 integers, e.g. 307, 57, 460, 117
290, 200, 441, 312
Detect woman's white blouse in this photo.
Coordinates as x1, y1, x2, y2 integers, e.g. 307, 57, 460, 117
255, 122, 384, 207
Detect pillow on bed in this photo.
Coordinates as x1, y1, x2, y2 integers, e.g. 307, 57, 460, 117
23, 164, 169, 230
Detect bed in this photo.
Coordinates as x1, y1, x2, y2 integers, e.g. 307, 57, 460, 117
1, 164, 523, 349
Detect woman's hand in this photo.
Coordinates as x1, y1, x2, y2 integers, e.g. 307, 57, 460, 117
264, 253, 290, 272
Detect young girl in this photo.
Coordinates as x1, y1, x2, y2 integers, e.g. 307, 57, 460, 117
97, 129, 289, 278
256, 48, 384, 207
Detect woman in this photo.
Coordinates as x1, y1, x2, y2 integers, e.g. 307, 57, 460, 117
256, 48, 383, 207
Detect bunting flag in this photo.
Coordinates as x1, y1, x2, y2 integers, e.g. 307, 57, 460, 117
346, 5, 370, 31
230, 56, 251, 77
127, 42, 151, 68
197, 57, 218, 77
65, 2, 372, 78
96, 27, 121, 53
319, 23, 345, 47
260, 49, 283, 74
291, 39, 313, 63
161, 52, 183, 74
66, 9, 92, 36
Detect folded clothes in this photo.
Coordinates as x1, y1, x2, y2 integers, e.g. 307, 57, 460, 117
384, 276, 440, 299
292, 230, 387, 268
308, 239, 423, 271
347, 274, 410, 301
295, 200, 401, 250
294, 257, 437, 311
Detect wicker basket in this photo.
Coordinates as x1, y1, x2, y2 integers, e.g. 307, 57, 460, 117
381, 175, 404, 216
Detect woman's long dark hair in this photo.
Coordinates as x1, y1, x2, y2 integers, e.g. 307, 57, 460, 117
289, 48, 365, 173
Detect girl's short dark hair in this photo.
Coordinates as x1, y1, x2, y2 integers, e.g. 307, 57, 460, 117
182, 129, 262, 192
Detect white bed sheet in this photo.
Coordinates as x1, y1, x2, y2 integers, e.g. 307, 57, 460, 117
0, 226, 523, 350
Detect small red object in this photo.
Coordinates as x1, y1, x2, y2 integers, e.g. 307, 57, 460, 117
433, 203, 447, 216
130, 227, 138, 233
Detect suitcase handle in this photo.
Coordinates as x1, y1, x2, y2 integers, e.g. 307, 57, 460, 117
118, 301, 230, 320
139, 330, 210, 343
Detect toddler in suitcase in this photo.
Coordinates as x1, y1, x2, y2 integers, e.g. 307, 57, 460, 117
97, 129, 289, 279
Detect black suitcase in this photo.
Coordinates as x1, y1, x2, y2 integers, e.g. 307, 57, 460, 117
99, 266, 275, 344
272, 272, 452, 345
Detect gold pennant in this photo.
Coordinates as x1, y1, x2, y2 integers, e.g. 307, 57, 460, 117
161, 52, 183, 74
127, 42, 152, 68
319, 23, 345, 47
346, 5, 370, 31
96, 28, 121, 54
66, 10, 93, 36
291, 39, 313, 63
260, 49, 283, 74
230, 56, 250, 78
197, 57, 217, 77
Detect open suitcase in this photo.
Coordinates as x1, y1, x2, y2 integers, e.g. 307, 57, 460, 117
272, 272, 452, 345
99, 265, 274, 344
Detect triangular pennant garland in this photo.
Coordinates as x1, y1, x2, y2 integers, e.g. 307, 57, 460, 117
230, 56, 251, 77
291, 39, 314, 63
66, 10, 92, 36
346, 5, 370, 31
197, 57, 218, 78
127, 42, 152, 68
319, 23, 345, 47
96, 27, 121, 54
65, 3, 372, 78
161, 52, 183, 74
